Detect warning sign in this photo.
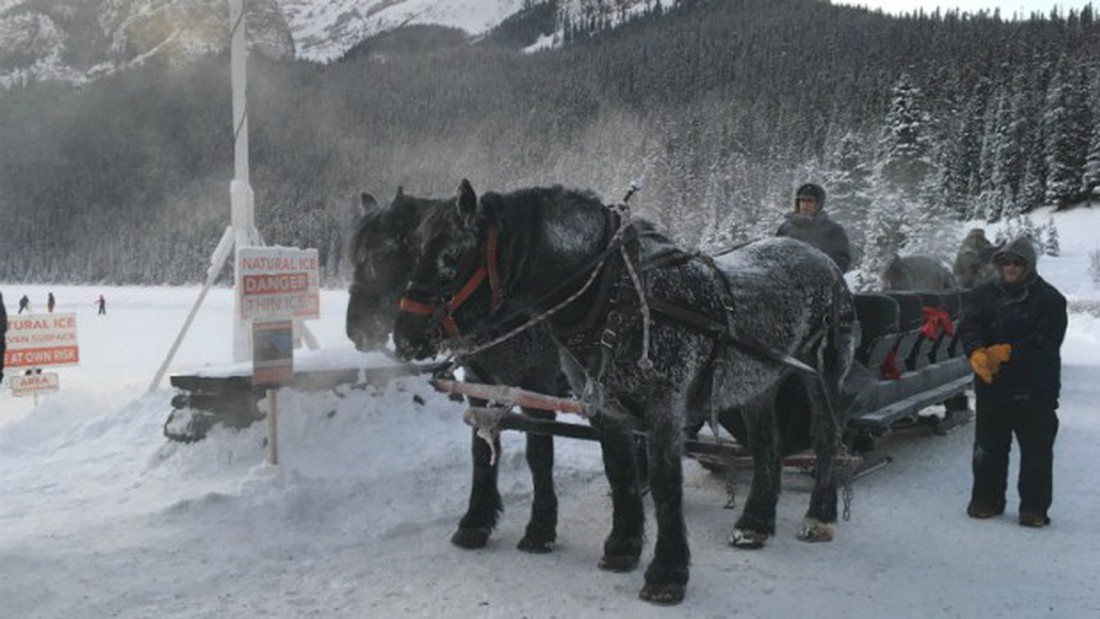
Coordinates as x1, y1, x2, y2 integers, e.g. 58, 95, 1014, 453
238, 247, 320, 321
253, 320, 294, 387
11, 372, 60, 397
3, 313, 80, 368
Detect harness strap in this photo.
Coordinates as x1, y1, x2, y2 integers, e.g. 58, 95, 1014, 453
399, 298, 436, 316
486, 226, 501, 307
646, 297, 817, 375
447, 267, 488, 312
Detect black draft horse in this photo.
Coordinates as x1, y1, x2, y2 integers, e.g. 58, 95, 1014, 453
345, 188, 568, 553
393, 180, 857, 604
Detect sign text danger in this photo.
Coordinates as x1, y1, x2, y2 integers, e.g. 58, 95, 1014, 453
238, 247, 321, 321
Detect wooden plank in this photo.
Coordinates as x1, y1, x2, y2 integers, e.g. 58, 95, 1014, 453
168, 365, 418, 394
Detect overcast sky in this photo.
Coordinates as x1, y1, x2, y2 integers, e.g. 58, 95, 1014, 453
832, 1, 1095, 17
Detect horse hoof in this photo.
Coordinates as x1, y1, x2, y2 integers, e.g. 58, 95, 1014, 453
517, 535, 555, 554
639, 582, 686, 605
451, 527, 490, 549
797, 520, 834, 543
599, 554, 640, 572
728, 528, 769, 549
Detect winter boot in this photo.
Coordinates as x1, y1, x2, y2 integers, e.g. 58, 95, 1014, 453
1018, 512, 1050, 528
966, 500, 1004, 519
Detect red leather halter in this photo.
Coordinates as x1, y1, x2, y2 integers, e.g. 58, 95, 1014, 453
398, 226, 502, 339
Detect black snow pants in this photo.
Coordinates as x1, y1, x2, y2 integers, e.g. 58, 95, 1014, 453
972, 393, 1059, 517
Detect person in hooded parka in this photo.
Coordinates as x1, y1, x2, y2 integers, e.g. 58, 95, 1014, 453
959, 236, 1067, 528
954, 228, 997, 288
776, 183, 852, 273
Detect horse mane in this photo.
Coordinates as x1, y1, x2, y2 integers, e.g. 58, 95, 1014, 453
478, 186, 609, 298
352, 193, 450, 258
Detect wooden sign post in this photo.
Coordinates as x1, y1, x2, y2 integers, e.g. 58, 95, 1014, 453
238, 246, 320, 466
253, 320, 294, 465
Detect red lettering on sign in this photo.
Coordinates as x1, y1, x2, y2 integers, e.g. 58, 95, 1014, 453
4, 346, 80, 368
242, 273, 310, 295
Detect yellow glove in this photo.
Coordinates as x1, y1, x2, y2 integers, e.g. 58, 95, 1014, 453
986, 344, 1012, 375
969, 348, 994, 384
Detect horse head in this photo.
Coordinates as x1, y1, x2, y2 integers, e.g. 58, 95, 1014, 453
393, 179, 486, 360
345, 187, 447, 351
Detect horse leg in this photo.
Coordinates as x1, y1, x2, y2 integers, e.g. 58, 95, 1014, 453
452, 424, 503, 549
639, 404, 690, 605
594, 419, 645, 573
729, 395, 781, 549
800, 377, 840, 542
517, 407, 558, 553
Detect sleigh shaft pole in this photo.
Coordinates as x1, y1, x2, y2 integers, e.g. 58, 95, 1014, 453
431, 378, 585, 415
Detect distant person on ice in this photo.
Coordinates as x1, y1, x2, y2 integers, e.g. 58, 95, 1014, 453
1, 291, 7, 383
47, 292, 55, 313
960, 236, 1067, 528
776, 182, 852, 272
17, 294, 30, 314
96, 294, 106, 316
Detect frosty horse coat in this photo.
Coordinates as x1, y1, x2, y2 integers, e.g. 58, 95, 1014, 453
953, 231, 999, 289
882, 254, 957, 291
346, 188, 568, 553
393, 181, 856, 605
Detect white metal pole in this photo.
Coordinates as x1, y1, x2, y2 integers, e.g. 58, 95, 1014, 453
229, 0, 257, 363
148, 226, 236, 393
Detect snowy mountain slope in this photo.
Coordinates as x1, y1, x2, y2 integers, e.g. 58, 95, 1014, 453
0, 0, 673, 84
1, 0, 291, 87
279, 0, 530, 61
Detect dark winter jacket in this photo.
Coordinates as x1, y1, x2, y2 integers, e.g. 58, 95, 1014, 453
959, 237, 1067, 405
0, 292, 7, 379
776, 187, 852, 272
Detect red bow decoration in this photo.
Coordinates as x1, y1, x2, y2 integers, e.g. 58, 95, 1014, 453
880, 349, 901, 380
919, 306, 955, 341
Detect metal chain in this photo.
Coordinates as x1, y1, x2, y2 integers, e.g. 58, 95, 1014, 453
723, 462, 738, 509
839, 440, 855, 522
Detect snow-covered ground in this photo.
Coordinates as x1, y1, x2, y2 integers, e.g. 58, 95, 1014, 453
2, 206, 1099, 617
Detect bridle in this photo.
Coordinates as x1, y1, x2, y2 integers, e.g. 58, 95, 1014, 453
398, 225, 503, 339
